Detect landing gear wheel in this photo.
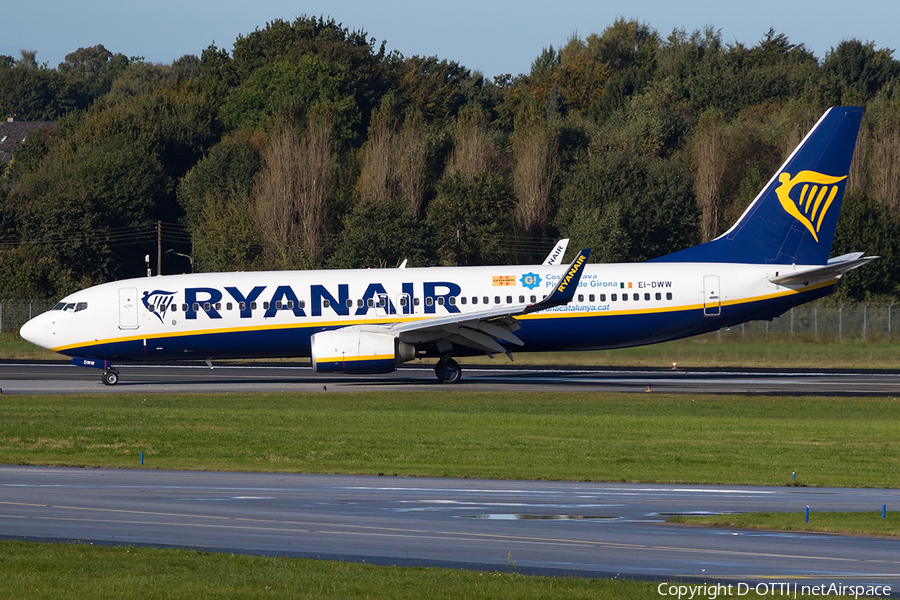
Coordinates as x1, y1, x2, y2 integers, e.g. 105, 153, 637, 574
434, 358, 461, 384
102, 370, 119, 386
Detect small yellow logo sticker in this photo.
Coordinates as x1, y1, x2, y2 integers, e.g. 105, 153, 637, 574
775, 170, 847, 242
492, 275, 516, 287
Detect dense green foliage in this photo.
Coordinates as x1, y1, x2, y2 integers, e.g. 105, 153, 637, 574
1, 18, 898, 299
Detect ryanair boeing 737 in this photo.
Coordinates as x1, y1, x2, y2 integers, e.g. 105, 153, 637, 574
20, 107, 875, 385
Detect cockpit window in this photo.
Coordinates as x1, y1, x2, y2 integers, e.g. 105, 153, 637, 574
74, 302, 88, 312
52, 302, 66, 311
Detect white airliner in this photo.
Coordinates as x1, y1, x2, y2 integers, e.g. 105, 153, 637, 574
20, 107, 875, 385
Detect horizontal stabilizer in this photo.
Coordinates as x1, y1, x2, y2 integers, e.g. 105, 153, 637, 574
768, 254, 878, 285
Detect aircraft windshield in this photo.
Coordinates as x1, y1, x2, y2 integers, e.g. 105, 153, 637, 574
52, 302, 88, 312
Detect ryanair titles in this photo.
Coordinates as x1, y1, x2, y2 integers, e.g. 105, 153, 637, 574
143, 281, 463, 321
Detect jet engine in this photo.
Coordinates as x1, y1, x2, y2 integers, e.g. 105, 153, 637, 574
310, 327, 416, 374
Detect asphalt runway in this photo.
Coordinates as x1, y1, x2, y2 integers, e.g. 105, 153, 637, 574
2, 360, 900, 395
1, 466, 899, 590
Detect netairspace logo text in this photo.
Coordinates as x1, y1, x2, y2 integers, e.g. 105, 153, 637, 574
657, 582, 892, 599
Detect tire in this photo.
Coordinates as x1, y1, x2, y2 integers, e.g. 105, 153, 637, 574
434, 358, 461, 384
102, 370, 119, 386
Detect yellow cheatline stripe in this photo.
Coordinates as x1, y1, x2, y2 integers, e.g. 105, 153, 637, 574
315, 354, 395, 363
50, 279, 837, 353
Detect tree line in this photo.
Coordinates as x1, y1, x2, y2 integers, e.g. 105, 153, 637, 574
0, 17, 898, 302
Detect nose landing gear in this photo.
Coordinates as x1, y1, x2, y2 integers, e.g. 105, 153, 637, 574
102, 369, 120, 386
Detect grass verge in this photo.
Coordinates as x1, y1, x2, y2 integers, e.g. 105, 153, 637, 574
0, 539, 836, 599
668, 511, 900, 537
0, 539, 658, 600
2, 392, 900, 487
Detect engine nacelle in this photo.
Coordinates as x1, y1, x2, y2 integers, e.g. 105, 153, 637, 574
310, 328, 416, 374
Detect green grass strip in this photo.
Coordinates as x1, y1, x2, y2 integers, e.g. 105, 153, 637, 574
669, 511, 900, 537
0, 539, 847, 599
2, 392, 900, 488
0, 539, 657, 600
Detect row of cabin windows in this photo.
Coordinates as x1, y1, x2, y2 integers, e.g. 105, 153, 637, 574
577, 292, 673, 302
147, 292, 675, 314
147, 294, 549, 313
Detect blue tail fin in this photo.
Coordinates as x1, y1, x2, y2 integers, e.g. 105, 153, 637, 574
652, 106, 863, 265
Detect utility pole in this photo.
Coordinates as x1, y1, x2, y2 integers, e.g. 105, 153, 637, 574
157, 220, 162, 276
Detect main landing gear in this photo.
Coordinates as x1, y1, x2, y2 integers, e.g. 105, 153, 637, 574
102, 369, 120, 386
434, 357, 461, 384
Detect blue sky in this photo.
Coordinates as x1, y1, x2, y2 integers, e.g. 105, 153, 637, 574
6, 0, 899, 77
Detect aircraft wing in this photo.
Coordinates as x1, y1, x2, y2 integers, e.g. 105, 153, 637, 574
768, 252, 878, 285
389, 249, 591, 356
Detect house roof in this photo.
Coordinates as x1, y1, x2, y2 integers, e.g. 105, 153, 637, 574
0, 118, 55, 164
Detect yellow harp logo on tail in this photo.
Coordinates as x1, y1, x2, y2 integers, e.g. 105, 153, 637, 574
775, 170, 847, 242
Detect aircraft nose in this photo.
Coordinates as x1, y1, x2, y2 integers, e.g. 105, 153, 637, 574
20, 313, 56, 350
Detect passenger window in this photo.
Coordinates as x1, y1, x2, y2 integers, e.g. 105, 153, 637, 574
494, 296, 500, 304
666, 292, 673, 300
215, 302, 222, 310
578, 294, 584, 302
655, 293, 661, 301
357, 299, 364, 307
345, 299, 352, 308
437, 297, 445, 306
323, 299, 330, 308
193, 303, 201, 311
226, 302, 233, 311
263, 302, 269, 310
622, 294, 628, 302
633, 293, 639, 301
530, 295, 536, 303
182, 304, 188, 311
288, 300, 295, 309
426, 297, 433, 306
400, 297, 408, 307
611, 294, 617, 301
449, 297, 456, 305
299, 301, 305, 309
644, 293, 650, 301
251, 302, 257, 310
483, 297, 489, 304
600, 294, 606, 302
148, 305, 155, 312
171, 304, 178, 313
276, 301, 283, 309
519, 295, 525, 303
589, 294, 594, 302
460, 297, 466, 305
414, 298, 420, 306
240, 302, 246, 311
472, 297, 478, 305
367, 298, 375, 308
504, 296, 510, 304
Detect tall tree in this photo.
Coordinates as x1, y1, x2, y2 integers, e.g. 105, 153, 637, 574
253, 107, 335, 268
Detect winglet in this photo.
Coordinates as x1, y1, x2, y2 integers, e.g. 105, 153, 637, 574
524, 248, 591, 314
542, 239, 570, 265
